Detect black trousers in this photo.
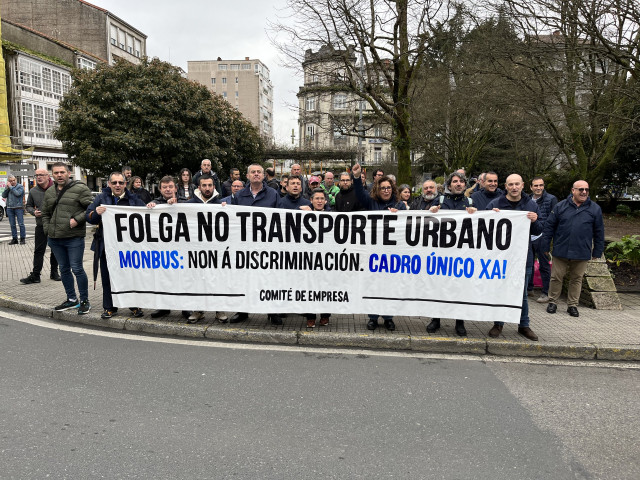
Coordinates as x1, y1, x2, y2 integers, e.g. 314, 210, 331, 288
33, 224, 58, 276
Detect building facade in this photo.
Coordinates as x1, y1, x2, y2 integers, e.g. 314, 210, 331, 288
187, 57, 274, 142
297, 46, 393, 166
0, 0, 146, 65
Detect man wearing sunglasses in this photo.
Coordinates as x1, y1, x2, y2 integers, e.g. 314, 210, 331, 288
86, 171, 148, 319
542, 180, 604, 317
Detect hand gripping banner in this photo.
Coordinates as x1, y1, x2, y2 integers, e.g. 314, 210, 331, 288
102, 204, 531, 323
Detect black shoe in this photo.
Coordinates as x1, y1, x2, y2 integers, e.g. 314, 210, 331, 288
9, 238, 18, 245
455, 320, 467, 337
20, 238, 26, 244
229, 312, 248, 323
150, 309, 170, 318
129, 308, 144, 318
20, 272, 41, 284
101, 309, 116, 319
50, 271, 61, 281
426, 318, 440, 333
546, 303, 557, 314
567, 306, 579, 317
366, 319, 378, 330
384, 319, 395, 331
78, 300, 91, 315
269, 314, 282, 325
181, 310, 191, 319
54, 299, 80, 311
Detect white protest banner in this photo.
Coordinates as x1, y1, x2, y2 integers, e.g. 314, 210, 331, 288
102, 204, 531, 323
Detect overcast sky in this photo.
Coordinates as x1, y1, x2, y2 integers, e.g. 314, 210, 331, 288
95, 0, 299, 146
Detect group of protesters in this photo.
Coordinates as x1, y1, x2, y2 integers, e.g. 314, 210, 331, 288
9, 158, 604, 342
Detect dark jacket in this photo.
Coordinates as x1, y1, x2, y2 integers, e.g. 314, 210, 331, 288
471, 188, 504, 211
221, 179, 244, 198
533, 190, 558, 225
86, 187, 147, 254
41, 180, 93, 239
266, 178, 280, 191
232, 182, 282, 208
334, 185, 365, 212
130, 186, 152, 204
432, 193, 472, 211
542, 196, 605, 260
26, 182, 53, 225
177, 183, 196, 201
193, 170, 221, 193
187, 189, 222, 204
153, 193, 188, 204
410, 196, 438, 211
353, 177, 406, 211
486, 192, 542, 268
281, 194, 311, 210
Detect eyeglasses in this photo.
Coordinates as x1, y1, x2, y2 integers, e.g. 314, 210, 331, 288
111, 181, 126, 185
380, 186, 392, 191
574, 187, 589, 192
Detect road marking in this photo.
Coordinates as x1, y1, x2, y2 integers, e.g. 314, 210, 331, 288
1, 308, 639, 369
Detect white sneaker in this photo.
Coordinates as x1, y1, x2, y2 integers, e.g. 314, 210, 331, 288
188, 311, 204, 322
215, 311, 228, 322
536, 294, 550, 303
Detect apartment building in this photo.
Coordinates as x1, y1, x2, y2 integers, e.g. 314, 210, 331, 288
187, 57, 274, 142
297, 45, 393, 165
0, 0, 146, 65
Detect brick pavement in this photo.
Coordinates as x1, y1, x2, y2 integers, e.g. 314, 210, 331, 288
1, 235, 639, 359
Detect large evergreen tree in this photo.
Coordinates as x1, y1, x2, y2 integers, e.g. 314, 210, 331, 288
55, 58, 263, 179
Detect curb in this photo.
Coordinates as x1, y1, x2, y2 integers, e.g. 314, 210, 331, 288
1, 294, 639, 362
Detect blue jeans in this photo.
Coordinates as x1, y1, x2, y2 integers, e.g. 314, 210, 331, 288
7, 208, 26, 239
48, 237, 88, 302
495, 266, 532, 328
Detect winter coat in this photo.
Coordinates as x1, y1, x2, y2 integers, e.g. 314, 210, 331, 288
86, 187, 147, 254
431, 193, 473, 211
232, 182, 282, 208
486, 192, 542, 268
41, 180, 93, 239
542, 195, 605, 260
334, 185, 365, 212
410, 196, 438, 211
353, 177, 406, 211
280, 194, 311, 210
471, 188, 504, 211
26, 183, 53, 225
130, 186, 152, 204
533, 190, 558, 225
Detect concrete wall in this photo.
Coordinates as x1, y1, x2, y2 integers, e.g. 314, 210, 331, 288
2, 21, 76, 66
1, 0, 109, 59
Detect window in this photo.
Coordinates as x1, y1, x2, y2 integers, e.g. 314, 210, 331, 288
235, 91, 238, 98
134, 39, 141, 58
305, 97, 315, 111
235, 77, 239, 84
127, 34, 134, 54
21, 102, 33, 131
230, 64, 239, 70
374, 125, 384, 138
78, 58, 96, 70
222, 77, 227, 84
52, 70, 62, 95
42, 67, 51, 92
374, 147, 382, 162
222, 92, 227, 98
306, 124, 315, 140
118, 29, 126, 50
21, 101, 59, 140
254, 64, 259, 72
211, 78, 216, 84
242, 63, 251, 70
218, 64, 228, 70
333, 126, 345, 139
333, 93, 347, 110
110, 25, 117, 46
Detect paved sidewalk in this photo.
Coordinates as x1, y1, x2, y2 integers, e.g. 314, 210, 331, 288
1, 236, 639, 361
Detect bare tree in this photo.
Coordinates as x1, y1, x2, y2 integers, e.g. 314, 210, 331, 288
270, 0, 451, 185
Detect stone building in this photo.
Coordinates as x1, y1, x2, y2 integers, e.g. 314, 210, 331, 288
297, 45, 393, 166
0, 0, 146, 65
187, 57, 274, 143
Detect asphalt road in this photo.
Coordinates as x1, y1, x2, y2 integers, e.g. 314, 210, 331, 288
0, 214, 36, 241
1, 309, 638, 479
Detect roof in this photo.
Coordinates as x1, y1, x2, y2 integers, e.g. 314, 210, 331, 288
78, 0, 147, 39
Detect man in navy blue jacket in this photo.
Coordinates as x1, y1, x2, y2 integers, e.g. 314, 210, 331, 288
86, 171, 147, 319
542, 180, 604, 317
229, 164, 282, 325
528, 177, 558, 302
486, 174, 542, 341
